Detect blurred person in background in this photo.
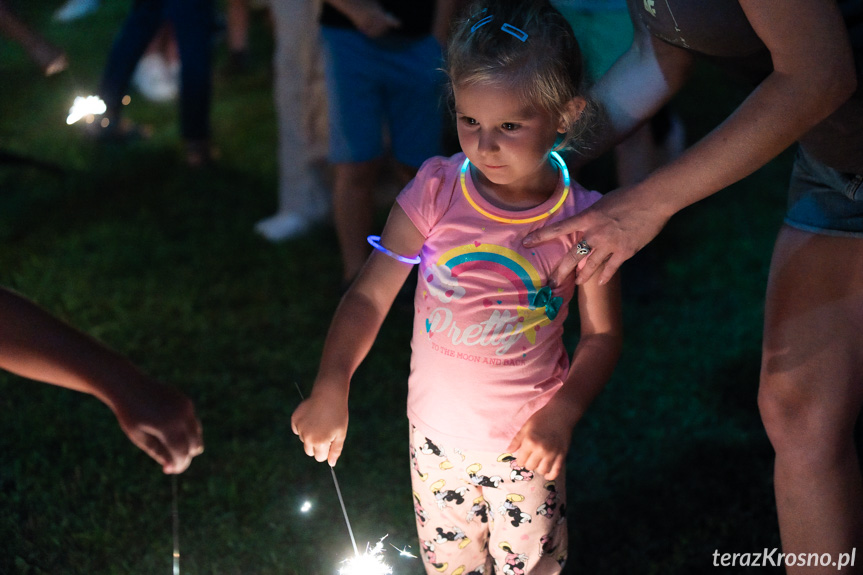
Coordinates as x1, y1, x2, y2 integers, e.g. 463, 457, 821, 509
92, 0, 216, 167
0, 0, 68, 75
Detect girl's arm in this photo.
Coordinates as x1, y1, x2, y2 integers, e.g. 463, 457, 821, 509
507, 273, 622, 480
526, 0, 856, 287
291, 203, 425, 467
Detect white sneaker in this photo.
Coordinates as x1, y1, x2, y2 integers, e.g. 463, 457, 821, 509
54, 0, 100, 21
254, 212, 315, 242
132, 54, 178, 102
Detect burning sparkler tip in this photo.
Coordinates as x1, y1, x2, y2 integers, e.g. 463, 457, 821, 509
65, 94, 106, 125
337, 537, 395, 575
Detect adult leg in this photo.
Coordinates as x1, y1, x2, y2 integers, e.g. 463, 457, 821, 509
100, 0, 165, 124
332, 159, 381, 284
759, 226, 863, 574
319, 27, 385, 280
165, 0, 213, 144
257, 0, 328, 239
226, 0, 248, 52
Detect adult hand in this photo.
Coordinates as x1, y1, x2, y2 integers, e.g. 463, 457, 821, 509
110, 375, 204, 474
523, 186, 671, 287
291, 386, 349, 467
345, 0, 401, 38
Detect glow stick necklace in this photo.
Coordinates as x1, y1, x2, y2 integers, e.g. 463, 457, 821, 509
459, 150, 570, 224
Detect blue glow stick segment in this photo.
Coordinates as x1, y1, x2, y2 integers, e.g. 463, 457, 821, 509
367, 235, 421, 265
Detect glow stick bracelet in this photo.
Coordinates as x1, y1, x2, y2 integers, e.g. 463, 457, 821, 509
366, 235, 421, 265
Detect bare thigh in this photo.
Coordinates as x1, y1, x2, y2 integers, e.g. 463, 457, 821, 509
760, 225, 863, 448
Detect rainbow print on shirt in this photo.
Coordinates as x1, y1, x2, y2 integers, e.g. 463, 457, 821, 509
424, 242, 562, 349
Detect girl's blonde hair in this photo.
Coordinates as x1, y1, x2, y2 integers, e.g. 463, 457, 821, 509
446, 0, 593, 151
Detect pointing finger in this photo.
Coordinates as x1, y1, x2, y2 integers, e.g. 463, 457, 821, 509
523, 217, 578, 248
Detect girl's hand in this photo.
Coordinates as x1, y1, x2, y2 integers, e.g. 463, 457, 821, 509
506, 401, 575, 481
290, 386, 349, 467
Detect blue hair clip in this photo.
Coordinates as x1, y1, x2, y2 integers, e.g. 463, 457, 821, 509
469, 15, 529, 42
501, 23, 528, 42
470, 15, 493, 33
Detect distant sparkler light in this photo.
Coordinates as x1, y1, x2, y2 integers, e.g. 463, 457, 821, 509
66, 95, 106, 125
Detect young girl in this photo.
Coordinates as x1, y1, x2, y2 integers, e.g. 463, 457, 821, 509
291, 1, 622, 573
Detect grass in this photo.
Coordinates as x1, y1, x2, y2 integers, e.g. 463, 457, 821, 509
1, 2, 792, 573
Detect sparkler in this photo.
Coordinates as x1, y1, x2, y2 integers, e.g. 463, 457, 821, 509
294, 383, 409, 574
172, 475, 180, 575
337, 538, 393, 575
65, 94, 106, 125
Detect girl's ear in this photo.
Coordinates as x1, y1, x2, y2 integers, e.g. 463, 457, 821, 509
557, 97, 587, 133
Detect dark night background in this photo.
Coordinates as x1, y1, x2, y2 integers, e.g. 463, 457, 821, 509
0, 1, 795, 573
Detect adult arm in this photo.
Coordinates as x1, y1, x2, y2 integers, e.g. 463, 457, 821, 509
291, 203, 424, 466
0, 287, 203, 473
526, 0, 857, 287
432, 0, 454, 46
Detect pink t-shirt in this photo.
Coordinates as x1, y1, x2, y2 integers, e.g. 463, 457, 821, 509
397, 153, 602, 451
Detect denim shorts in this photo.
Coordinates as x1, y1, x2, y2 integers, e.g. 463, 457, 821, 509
320, 26, 445, 167
785, 146, 863, 237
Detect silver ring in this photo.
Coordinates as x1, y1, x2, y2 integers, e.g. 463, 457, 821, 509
575, 240, 592, 256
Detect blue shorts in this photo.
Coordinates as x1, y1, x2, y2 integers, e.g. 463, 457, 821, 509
321, 26, 445, 167
785, 147, 863, 237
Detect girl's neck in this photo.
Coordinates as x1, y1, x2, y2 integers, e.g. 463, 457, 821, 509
470, 156, 561, 211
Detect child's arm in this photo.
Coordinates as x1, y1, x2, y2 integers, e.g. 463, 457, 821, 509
0, 287, 203, 474
291, 204, 424, 467
507, 273, 623, 480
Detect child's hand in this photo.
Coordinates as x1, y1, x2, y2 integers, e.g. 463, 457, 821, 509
109, 374, 204, 474
506, 402, 575, 481
290, 387, 348, 467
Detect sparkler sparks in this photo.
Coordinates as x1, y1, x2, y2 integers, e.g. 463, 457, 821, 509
66, 95, 106, 125
390, 543, 418, 559
338, 538, 393, 575
293, 383, 413, 574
